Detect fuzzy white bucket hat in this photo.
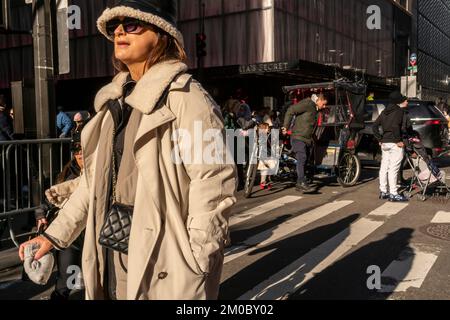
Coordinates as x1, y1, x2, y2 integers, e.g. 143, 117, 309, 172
97, 0, 184, 47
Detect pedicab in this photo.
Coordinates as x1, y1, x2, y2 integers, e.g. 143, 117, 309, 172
243, 78, 367, 198
281, 78, 367, 188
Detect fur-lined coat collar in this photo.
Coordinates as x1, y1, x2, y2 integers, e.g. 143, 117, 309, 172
94, 60, 188, 115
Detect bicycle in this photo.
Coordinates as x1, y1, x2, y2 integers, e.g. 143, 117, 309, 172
243, 124, 288, 198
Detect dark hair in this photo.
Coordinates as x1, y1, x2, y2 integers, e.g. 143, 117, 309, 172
56, 149, 82, 184
112, 25, 187, 73
56, 161, 72, 184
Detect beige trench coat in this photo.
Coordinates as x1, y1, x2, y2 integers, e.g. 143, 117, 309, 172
44, 60, 237, 300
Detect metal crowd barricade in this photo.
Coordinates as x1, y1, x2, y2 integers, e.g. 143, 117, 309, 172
0, 138, 72, 247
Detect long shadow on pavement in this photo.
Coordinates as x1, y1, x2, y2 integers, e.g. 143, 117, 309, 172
219, 213, 360, 300
290, 228, 414, 300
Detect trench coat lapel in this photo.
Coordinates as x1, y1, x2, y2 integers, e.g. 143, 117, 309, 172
133, 105, 176, 151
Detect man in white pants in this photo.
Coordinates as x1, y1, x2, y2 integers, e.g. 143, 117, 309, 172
372, 92, 409, 202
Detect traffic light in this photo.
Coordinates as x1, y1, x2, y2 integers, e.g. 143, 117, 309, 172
196, 33, 207, 58
0, 0, 9, 30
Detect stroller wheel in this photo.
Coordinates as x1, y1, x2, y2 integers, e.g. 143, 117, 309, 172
404, 192, 412, 199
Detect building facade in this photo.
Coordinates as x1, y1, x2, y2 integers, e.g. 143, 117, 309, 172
415, 0, 450, 100
178, 0, 398, 78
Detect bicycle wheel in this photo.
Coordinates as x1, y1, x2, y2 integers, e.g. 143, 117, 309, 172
337, 152, 361, 187
244, 163, 258, 198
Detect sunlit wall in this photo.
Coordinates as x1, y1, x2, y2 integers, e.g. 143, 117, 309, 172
178, 0, 395, 77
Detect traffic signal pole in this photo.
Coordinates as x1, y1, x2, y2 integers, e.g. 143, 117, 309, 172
32, 0, 56, 139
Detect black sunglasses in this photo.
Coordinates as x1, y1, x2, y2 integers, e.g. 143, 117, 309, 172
106, 18, 149, 37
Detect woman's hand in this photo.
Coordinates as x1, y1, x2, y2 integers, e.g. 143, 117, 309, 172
397, 142, 405, 148
19, 236, 54, 261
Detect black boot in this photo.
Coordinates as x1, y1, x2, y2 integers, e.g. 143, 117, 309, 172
295, 181, 316, 193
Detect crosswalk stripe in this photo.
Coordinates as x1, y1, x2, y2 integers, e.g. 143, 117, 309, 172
238, 202, 409, 300
368, 202, 409, 217
225, 201, 354, 264
379, 245, 440, 294
230, 196, 302, 227
431, 211, 450, 224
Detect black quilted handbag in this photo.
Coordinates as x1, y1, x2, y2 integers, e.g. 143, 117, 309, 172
98, 203, 133, 254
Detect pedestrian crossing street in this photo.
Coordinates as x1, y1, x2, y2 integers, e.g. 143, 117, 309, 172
222, 196, 450, 300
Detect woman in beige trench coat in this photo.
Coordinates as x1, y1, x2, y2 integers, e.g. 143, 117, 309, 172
19, 0, 237, 300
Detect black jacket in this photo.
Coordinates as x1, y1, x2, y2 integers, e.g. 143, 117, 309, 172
401, 110, 415, 138
0, 111, 14, 141
372, 104, 405, 144
283, 98, 318, 144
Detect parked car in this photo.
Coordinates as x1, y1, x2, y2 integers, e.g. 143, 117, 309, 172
357, 99, 449, 160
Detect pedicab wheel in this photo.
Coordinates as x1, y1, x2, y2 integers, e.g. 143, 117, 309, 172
244, 163, 258, 198
337, 152, 361, 187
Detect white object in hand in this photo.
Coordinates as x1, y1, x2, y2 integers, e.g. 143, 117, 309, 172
23, 243, 54, 286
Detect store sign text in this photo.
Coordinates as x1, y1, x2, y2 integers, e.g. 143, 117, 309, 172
239, 62, 291, 74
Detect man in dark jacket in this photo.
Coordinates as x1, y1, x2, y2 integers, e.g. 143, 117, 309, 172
282, 94, 328, 192
372, 91, 409, 202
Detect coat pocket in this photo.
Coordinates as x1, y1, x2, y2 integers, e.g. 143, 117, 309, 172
187, 214, 225, 275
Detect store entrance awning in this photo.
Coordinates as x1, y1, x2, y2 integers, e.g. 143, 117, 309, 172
195, 59, 399, 93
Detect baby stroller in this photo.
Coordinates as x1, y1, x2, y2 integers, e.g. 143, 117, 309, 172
404, 136, 450, 202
